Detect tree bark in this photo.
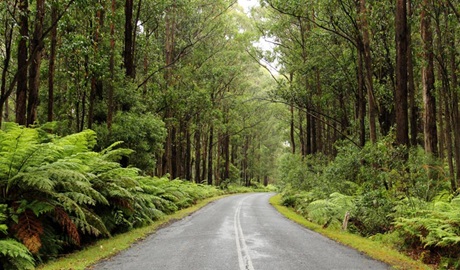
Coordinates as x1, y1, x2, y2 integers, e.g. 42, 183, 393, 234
16, 0, 29, 125
107, 0, 116, 130
207, 125, 214, 185
421, 0, 438, 156
27, 0, 45, 126
407, 0, 418, 146
395, 0, 409, 146
48, 3, 58, 122
124, 0, 135, 78
359, 0, 377, 144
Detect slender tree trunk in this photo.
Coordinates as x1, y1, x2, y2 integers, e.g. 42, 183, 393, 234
290, 103, 296, 154
89, 8, 103, 129
48, 3, 58, 122
27, 0, 45, 126
316, 68, 323, 153
395, 0, 409, 146
16, 0, 29, 125
186, 126, 192, 180
407, 0, 418, 146
124, 0, 135, 78
207, 125, 214, 185
359, 0, 377, 144
299, 109, 305, 156
194, 125, 201, 183
357, 45, 366, 147
306, 111, 312, 154
421, 0, 438, 156
449, 28, 460, 189
107, 0, 116, 130
0, 7, 14, 125
201, 129, 208, 182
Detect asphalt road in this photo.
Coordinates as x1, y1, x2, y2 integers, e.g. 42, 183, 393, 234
91, 193, 389, 270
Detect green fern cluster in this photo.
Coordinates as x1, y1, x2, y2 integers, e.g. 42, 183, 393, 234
394, 196, 460, 266
0, 123, 222, 269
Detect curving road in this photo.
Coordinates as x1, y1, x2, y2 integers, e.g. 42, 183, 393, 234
91, 193, 389, 270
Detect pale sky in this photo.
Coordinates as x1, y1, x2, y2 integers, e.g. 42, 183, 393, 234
238, 0, 259, 13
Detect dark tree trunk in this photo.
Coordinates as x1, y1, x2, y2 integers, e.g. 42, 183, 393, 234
290, 103, 296, 154
48, 3, 58, 122
194, 126, 201, 183
107, 0, 116, 130
357, 45, 366, 147
124, 0, 135, 78
89, 8, 104, 129
0, 5, 14, 125
207, 125, 214, 185
421, 0, 438, 156
16, 0, 29, 125
27, 0, 45, 126
359, 0, 377, 144
407, 0, 418, 146
395, 0, 409, 146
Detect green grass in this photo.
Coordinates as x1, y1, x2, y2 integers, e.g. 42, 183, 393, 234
269, 194, 432, 270
38, 195, 228, 270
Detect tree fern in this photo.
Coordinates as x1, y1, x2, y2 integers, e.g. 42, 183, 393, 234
0, 239, 35, 270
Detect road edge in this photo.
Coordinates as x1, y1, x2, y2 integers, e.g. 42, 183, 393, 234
38, 195, 230, 270
269, 194, 432, 270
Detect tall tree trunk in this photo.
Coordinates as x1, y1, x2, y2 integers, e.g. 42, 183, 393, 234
185, 126, 192, 180
194, 125, 201, 183
359, 0, 377, 144
449, 28, 460, 189
357, 43, 366, 147
421, 0, 438, 156
107, 0, 116, 130
124, 0, 135, 78
48, 3, 58, 122
290, 103, 296, 154
207, 125, 214, 185
16, 0, 29, 125
407, 0, 418, 146
395, 0, 409, 146
89, 8, 103, 129
306, 111, 312, 154
0, 5, 15, 125
27, 0, 45, 126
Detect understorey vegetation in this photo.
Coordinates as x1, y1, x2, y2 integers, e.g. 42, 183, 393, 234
278, 137, 460, 269
0, 123, 226, 269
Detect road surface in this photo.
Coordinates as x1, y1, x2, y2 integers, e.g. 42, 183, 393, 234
91, 193, 389, 270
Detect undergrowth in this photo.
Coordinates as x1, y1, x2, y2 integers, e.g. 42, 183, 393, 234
278, 136, 459, 269
0, 123, 224, 269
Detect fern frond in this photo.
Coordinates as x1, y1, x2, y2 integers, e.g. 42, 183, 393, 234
0, 238, 35, 270
54, 207, 80, 246
12, 210, 44, 254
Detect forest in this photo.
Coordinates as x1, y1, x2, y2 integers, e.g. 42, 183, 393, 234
1, 0, 460, 269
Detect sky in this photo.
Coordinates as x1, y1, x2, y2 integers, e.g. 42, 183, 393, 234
237, 0, 279, 75
238, 0, 259, 13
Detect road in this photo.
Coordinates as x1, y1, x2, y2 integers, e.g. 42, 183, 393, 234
91, 193, 389, 270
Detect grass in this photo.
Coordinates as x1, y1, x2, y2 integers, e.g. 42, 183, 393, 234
269, 194, 432, 270
38, 195, 228, 270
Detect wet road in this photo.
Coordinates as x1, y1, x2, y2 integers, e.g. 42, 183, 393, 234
91, 193, 389, 270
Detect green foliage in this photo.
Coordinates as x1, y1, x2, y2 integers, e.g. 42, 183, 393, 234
394, 196, 460, 262
94, 112, 166, 174
0, 123, 223, 269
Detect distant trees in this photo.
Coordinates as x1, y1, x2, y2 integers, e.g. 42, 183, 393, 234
0, 0, 281, 186
260, 0, 460, 190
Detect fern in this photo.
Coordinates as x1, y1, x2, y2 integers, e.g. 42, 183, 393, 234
11, 209, 44, 254
0, 239, 35, 270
